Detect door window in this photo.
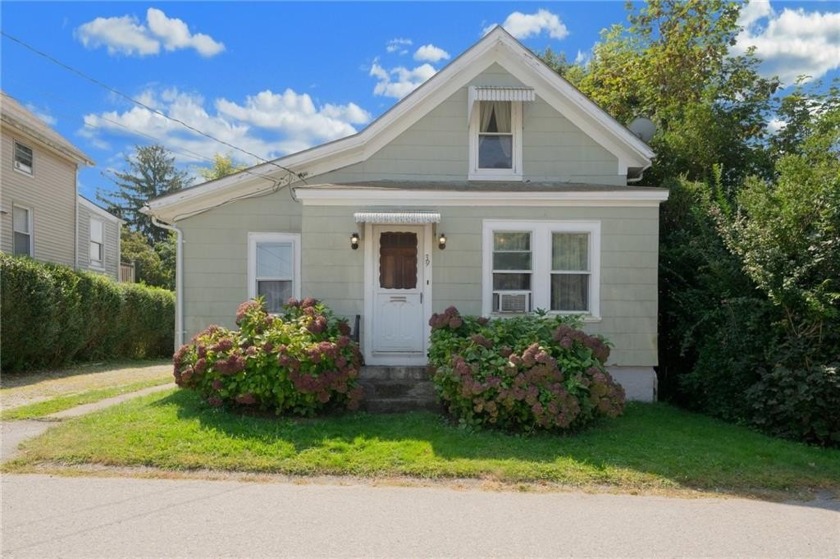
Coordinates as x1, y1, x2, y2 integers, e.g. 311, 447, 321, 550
379, 232, 417, 289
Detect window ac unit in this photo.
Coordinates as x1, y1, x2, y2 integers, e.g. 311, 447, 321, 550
14, 160, 31, 173
496, 291, 530, 313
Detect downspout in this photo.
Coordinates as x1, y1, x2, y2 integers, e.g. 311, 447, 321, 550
74, 165, 80, 270
151, 215, 185, 350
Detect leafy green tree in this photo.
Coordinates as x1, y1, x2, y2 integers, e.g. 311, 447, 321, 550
720, 102, 840, 363
98, 145, 192, 245
120, 230, 175, 290
543, 0, 777, 189
197, 153, 246, 182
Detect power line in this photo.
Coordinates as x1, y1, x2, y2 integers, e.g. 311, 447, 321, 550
1, 30, 300, 179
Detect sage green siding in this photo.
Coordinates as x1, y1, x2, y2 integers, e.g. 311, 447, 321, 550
177, 191, 301, 337
0, 128, 77, 266
295, 203, 660, 367
319, 64, 622, 185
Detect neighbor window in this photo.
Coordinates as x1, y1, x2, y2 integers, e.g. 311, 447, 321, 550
89, 218, 104, 267
248, 232, 301, 313
14, 141, 33, 175
469, 101, 522, 180
13, 205, 32, 256
482, 220, 600, 317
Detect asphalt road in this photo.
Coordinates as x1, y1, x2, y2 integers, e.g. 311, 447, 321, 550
2, 474, 838, 558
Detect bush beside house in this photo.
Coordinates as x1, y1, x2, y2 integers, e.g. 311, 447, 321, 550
1, 254, 174, 371
173, 298, 364, 415
428, 307, 624, 432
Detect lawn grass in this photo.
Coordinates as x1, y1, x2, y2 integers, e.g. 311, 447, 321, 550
0, 377, 173, 420
6, 388, 839, 498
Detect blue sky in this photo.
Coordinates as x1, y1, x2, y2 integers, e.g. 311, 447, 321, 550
2, 1, 839, 201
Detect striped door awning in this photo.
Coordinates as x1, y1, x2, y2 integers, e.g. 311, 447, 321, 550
353, 211, 441, 224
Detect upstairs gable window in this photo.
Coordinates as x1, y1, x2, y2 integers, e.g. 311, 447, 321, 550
468, 86, 533, 181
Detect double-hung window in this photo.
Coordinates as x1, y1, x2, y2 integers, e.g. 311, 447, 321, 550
483, 220, 600, 317
14, 141, 33, 175
247, 233, 301, 313
13, 206, 32, 256
468, 86, 533, 181
89, 218, 104, 267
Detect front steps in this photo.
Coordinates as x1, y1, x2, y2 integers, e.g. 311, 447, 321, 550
358, 366, 441, 413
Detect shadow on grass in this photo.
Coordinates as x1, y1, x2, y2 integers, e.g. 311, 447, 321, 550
0, 359, 171, 389
155, 389, 840, 499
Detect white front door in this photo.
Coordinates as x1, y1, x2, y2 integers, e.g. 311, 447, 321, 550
371, 225, 427, 356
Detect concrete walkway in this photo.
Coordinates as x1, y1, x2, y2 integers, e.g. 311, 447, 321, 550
1, 383, 175, 462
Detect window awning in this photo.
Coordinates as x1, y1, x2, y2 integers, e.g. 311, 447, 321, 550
354, 211, 441, 224
468, 86, 535, 123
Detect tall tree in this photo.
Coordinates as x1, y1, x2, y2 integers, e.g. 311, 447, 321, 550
98, 145, 192, 245
197, 153, 246, 182
543, 0, 778, 189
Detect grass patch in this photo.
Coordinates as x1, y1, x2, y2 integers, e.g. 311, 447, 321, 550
6, 388, 839, 498
1, 377, 173, 420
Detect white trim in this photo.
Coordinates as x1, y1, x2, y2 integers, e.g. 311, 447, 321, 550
298, 188, 669, 207
468, 86, 535, 124
78, 196, 123, 224
13, 140, 33, 176
481, 220, 601, 319
12, 204, 33, 257
363, 223, 432, 366
144, 27, 654, 223
354, 211, 441, 224
247, 232, 302, 310
469, 100, 523, 181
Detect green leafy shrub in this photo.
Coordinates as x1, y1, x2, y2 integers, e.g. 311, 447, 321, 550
1, 254, 175, 371
173, 298, 364, 415
428, 306, 624, 432
746, 362, 840, 447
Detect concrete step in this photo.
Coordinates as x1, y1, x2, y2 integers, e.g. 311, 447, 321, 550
359, 379, 437, 400
359, 366, 432, 381
363, 398, 443, 414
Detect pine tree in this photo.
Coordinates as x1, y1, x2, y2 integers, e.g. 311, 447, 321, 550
98, 145, 192, 245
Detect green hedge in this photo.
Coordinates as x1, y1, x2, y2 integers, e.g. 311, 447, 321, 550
1, 254, 175, 372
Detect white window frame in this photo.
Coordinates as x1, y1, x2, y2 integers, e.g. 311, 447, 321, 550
247, 232, 301, 312
12, 205, 33, 257
482, 220, 600, 319
89, 218, 105, 268
13, 141, 33, 175
469, 100, 523, 181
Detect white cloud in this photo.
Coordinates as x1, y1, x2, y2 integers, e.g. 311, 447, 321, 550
734, 1, 840, 85
386, 38, 412, 54
80, 87, 371, 165
484, 9, 569, 40
369, 61, 437, 99
573, 49, 590, 66
76, 8, 224, 57
25, 103, 57, 126
414, 44, 450, 63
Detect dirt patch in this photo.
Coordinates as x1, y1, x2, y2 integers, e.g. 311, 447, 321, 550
0, 360, 172, 410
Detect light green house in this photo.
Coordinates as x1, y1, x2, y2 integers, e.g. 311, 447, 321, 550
145, 28, 668, 401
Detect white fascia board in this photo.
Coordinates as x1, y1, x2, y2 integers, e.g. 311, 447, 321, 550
296, 188, 669, 207
78, 196, 123, 224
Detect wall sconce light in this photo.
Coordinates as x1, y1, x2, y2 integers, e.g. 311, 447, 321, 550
438, 233, 447, 250
350, 232, 359, 250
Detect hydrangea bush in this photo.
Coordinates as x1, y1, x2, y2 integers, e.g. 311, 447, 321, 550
429, 306, 624, 432
173, 298, 363, 415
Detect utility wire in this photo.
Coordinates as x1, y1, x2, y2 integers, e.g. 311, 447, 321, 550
1, 30, 300, 179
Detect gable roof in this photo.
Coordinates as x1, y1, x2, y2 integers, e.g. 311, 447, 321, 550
146, 27, 656, 223
0, 91, 94, 166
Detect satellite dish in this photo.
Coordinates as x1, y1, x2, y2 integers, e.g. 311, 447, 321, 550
628, 117, 656, 143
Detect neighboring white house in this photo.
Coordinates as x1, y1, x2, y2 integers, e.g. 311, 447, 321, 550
0, 91, 123, 280
144, 28, 668, 400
